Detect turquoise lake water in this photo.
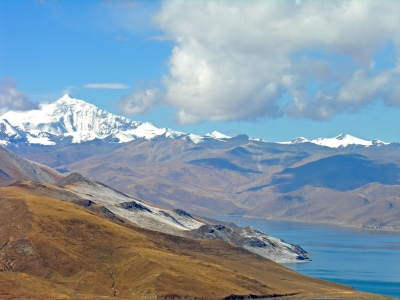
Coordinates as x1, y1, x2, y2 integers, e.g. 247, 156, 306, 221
210, 216, 400, 299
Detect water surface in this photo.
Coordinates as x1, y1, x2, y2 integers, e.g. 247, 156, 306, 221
210, 216, 400, 299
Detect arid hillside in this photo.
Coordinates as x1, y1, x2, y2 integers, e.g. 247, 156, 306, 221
0, 183, 385, 299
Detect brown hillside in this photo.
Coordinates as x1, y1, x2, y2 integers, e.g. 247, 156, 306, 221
0, 184, 386, 299
0, 146, 62, 187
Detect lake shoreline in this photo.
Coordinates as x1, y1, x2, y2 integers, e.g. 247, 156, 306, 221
208, 215, 400, 299
206, 214, 400, 233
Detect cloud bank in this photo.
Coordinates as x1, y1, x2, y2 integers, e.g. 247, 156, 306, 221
119, 0, 400, 123
0, 77, 39, 115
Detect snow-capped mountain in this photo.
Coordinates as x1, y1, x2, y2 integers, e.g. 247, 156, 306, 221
0, 94, 391, 148
0, 94, 233, 146
0, 94, 185, 145
311, 134, 388, 148
279, 133, 389, 148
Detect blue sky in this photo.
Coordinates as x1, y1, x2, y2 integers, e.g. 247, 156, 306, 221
1, 0, 399, 142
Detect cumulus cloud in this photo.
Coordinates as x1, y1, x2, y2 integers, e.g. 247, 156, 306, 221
0, 77, 39, 115
150, 0, 400, 123
84, 83, 130, 89
116, 83, 161, 115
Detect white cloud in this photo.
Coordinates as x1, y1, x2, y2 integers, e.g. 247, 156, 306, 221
150, 0, 400, 123
116, 84, 161, 115
84, 83, 130, 89
0, 77, 39, 115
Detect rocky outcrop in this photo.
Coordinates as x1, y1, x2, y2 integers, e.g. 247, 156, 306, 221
189, 225, 309, 263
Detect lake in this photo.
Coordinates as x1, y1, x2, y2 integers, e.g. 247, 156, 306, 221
210, 216, 400, 299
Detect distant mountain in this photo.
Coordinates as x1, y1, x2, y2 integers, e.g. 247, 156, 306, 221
247, 183, 400, 229
258, 154, 400, 193
279, 133, 389, 148
40, 137, 398, 230
0, 94, 394, 148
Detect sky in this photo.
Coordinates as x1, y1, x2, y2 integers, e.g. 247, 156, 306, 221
1, 0, 399, 142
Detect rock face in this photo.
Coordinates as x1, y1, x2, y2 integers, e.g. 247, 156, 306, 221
190, 225, 309, 263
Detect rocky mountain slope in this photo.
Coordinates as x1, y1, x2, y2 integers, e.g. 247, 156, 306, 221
0, 148, 309, 263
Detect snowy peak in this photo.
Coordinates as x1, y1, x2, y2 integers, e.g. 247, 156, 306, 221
335, 133, 349, 140
280, 133, 389, 148
313, 134, 376, 148
372, 139, 388, 146
1, 95, 139, 142
0, 95, 234, 146
54, 93, 76, 104
291, 137, 309, 144
277, 136, 309, 145
205, 131, 231, 140
0, 95, 183, 145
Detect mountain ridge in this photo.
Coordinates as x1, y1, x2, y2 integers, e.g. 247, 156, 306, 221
0, 94, 395, 148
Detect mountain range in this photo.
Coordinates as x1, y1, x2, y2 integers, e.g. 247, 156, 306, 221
1, 95, 400, 230
0, 94, 393, 148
